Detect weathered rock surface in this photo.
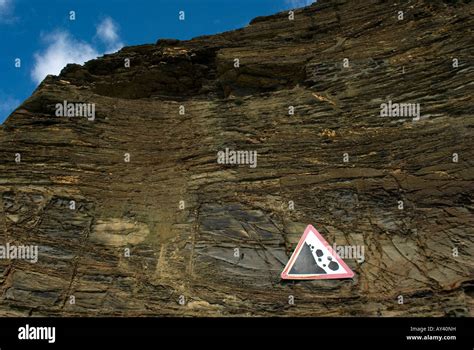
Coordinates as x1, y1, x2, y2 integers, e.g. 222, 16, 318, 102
0, 0, 473, 316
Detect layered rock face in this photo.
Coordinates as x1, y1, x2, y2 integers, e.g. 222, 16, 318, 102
0, 0, 473, 316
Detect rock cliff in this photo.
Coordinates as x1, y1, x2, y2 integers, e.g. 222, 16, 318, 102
0, 0, 473, 316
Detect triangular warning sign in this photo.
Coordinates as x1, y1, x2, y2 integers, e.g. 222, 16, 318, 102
281, 225, 354, 280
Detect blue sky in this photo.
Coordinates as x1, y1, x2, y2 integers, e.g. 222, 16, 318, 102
0, 0, 315, 123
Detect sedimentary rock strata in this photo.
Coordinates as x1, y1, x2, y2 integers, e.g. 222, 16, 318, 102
0, 0, 472, 316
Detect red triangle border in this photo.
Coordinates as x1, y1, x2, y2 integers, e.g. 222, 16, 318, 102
281, 225, 355, 280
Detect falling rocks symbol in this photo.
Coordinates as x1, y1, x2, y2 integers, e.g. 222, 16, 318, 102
281, 225, 354, 280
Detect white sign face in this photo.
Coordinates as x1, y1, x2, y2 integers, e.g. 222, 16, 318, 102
281, 225, 354, 280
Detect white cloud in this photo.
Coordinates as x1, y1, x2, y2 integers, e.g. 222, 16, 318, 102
285, 0, 316, 8
31, 16, 124, 84
0, 0, 16, 23
96, 17, 123, 53
31, 31, 99, 84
